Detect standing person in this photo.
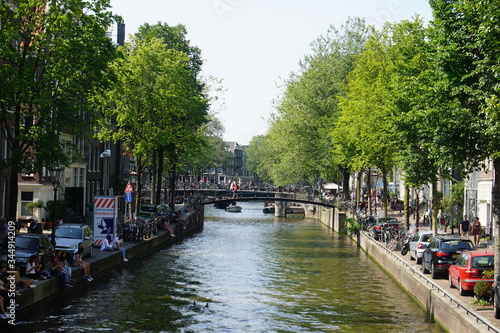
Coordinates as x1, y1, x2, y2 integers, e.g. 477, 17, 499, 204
459, 215, 470, 238
471, 217, 482, 246
437, 210, 444, 231
110, 235, 128, 262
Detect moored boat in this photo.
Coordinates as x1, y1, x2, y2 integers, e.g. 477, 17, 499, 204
263, 206, 275, 214
225, 204, 242, 213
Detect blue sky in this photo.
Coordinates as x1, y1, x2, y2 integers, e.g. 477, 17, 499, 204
109, 0, 433, 145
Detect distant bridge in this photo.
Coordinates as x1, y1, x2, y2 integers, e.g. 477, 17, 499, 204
182, 188, 341, 209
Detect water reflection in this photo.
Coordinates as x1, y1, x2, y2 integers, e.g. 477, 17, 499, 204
13, 202, 444, 332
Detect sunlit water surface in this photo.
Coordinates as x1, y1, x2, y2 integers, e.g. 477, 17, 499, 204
12, 202, 444, 332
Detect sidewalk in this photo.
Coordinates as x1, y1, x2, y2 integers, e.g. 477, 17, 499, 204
10, 208, 204, 318
386, 210, 493, 248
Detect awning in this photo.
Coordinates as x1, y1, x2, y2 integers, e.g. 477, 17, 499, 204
324, 183, 342, 190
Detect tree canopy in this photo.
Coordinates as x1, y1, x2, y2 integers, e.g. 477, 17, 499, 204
0, 0, 119, 219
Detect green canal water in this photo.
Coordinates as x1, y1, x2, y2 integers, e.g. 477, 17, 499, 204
14, 202, 444, 332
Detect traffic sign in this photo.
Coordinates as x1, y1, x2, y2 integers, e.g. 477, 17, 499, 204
124, 182, 133, 193
125, 192, 132, 202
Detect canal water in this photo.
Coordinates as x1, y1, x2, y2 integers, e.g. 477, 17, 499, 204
14, 202, 444, 332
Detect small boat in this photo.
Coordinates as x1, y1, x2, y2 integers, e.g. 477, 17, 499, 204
225, 204, 242, 213
286, 205, 305, 214
214, 200, 230, 209
263, 206, 275, 214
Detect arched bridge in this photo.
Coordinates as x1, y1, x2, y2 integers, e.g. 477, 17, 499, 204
185, 189, 342, 209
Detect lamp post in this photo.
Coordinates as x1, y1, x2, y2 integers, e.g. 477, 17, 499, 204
100, 149, 111, 196
49, 166, 64, 248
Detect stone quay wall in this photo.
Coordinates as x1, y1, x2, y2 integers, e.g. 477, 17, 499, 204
15, 206, 204, 314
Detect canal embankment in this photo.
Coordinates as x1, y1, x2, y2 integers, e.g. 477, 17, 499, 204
312, 205, 499, 333
12, 206, 204, 316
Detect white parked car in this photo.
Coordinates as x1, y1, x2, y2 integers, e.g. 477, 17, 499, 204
55, 223, 93, 257
409, 230, 445, 264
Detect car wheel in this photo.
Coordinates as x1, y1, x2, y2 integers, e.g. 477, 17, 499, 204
449, 275, 455, 288
459, 280, 467, 296
409, 251, 415, 261
416, 256, 422, 265
494, 294, 500, 319
421, 259, 429, 274
431, 262, 439, 279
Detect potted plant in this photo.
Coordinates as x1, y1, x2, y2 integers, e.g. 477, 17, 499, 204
26, 199, 45, 225
474, 280, 493, 301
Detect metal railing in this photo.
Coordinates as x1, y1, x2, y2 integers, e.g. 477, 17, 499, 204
364, 231, 500, 332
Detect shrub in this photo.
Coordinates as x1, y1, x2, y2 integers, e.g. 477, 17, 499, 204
474, 280, 492, 298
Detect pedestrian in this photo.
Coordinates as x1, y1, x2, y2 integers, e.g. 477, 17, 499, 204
437, 210, 444, 231
459, 215, 470, 238
471, 217, 482, 246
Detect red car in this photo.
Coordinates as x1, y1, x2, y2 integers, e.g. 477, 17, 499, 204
448, 249, 494, 296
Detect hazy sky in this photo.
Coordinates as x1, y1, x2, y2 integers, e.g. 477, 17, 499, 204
108, 0, 433, 145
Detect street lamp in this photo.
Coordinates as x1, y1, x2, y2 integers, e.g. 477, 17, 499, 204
49, 166, 64, 248
100, 149, 111, 196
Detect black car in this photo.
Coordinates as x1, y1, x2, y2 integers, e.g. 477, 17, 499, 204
492, 276, 500, 319
368, 217, 400, 240
15, 233, 53, 274
421, 236, 474, 279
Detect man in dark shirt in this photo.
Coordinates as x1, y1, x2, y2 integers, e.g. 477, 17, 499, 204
459, 215, 470, 237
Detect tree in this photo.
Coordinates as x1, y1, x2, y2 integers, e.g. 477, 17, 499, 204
269, 17, 370, 190
0, 0, 119, 220
99, 25, 209, 213
429, 0, 500, 276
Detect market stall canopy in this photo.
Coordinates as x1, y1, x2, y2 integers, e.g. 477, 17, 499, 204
324, 183, 342, 190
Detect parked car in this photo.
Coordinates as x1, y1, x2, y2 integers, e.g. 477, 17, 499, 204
421, 236, 474, 279
139, 204, 158, 219
492, 276, 500, 319
448, 249, 494, 296
368, 217, 400, 240
15, 233, 53, 274
409, 230, 445, 264
55, 223, 93, 257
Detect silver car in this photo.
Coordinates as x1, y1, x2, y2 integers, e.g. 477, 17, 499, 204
409, 230, 445, 264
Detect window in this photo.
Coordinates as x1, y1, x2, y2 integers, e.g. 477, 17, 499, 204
20, 192, 34, 216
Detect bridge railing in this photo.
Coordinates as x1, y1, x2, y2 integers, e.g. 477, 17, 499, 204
194, 189, 354, 210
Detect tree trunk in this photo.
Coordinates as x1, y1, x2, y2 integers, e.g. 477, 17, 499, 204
339, 165, 350, 201
356, 171, 362, 212
151, 151, 157, 205
134, 162, 143, 219
492, 158, 500, 279
156, 147, 164, 204
367, 168, 372, 216
382, 167, 388, 217
8, 171, 18, 221
432, 180, 439, 236
404, 185, 410, 229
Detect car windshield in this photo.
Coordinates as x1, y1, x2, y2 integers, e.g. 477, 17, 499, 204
55, 228, 82, 239
472, 256, 494, 269
16, 238, 37, 250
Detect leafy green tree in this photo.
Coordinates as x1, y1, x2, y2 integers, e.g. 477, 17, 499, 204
269, 17, 370, 190
132, 23, 208, 210
99, 33, 208, 213
335, 25, 400, 215
429, 0, 500, 275
0, 0, 119, 220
